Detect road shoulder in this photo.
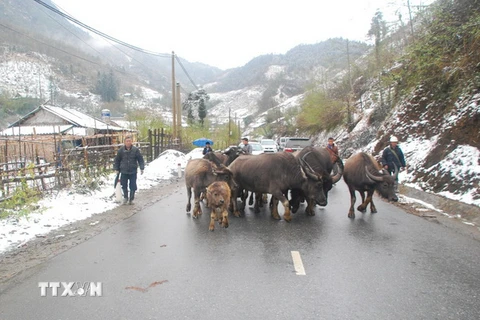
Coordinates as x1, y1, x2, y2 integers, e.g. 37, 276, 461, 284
0, 178, 185, 293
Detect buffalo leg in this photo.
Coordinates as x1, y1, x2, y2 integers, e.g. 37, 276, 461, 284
257, 193, 264, 208
272, 191, 291, 222
248, 192, 254, 206
193, 188, 203, 218
357, 191, 367, 213
290, 189, 301, 214
186, 187, 192, 212
254, 192, 262, 213
232, 188, 242, 218
209, 208, 216, 231
270, 196, 281, 220
222, 208, 229, 228
367, 189, 377, 213
348, 186, 356, 218
305, 199, 315, 216
240, 190, 248, 212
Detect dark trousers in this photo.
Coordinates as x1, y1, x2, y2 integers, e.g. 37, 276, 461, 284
120, 172, 137, 200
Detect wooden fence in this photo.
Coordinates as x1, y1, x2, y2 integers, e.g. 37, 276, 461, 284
0, 128, 184, 201
0, 127, 234, 201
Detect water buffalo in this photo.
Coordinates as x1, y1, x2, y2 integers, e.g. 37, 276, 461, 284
291, 146, 343, 215
185, 159, 233, 218
343, 152, 398, 218
205, 181, 231, 231
228, 152, 326, 221
204, 146, 241, 166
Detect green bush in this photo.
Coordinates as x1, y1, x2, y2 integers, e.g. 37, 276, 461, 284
296, 89, 346, 134
0, 179, 41, 220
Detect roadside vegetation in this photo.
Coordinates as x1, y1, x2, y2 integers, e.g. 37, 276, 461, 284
288, 0, 480, 137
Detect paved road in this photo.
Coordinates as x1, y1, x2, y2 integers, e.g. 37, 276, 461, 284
1, 181, 480, 320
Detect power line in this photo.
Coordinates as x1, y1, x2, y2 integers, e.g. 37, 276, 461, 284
33, 0, 170, 58
35, 0, 202, 92
34, 4, 118, 67
175, 55, 199, 90
0, 23, 106, 69
40, 1, 159, 76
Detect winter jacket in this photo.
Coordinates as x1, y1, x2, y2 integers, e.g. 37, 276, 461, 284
202, 146, 213, 155
326, 144, 339, 163
242, 143, 252, 155
381, 145, 406, 173
114, 145, 145, 174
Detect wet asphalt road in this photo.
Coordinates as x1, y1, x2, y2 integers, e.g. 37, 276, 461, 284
1, 181, 480, 320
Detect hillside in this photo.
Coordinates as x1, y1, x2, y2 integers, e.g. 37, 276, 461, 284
310, 0, 480, 207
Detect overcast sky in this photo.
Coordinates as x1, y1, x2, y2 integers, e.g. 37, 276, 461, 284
49, 0, 434, 70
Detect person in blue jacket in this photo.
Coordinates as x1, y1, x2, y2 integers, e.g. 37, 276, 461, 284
114, 136, 145, 205
381, 135, 406, 193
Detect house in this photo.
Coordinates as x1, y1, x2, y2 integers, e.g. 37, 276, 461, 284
0, 104, 136, 164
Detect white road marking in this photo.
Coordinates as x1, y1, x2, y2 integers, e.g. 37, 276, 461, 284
291, 251, 306, 275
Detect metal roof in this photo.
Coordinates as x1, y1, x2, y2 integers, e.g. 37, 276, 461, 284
8, 104, 125, 131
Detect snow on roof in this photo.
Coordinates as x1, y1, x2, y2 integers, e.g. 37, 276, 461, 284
0, 125, 74, 136
9, 105, 125, 131
41, 105, 123, 130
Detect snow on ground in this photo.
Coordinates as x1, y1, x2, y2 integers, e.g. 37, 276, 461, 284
0, 149, 190, 255
398, 137, 480, 207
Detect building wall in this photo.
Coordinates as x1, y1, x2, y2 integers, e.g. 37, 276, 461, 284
23, 109, 69, 125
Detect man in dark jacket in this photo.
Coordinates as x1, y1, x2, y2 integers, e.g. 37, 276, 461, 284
114, 136, 145, 205
381, 135, 406, 193
202, 142, 213, 155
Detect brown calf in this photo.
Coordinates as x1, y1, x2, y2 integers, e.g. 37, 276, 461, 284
206, 181, 231, 231
185, 159, 233, 218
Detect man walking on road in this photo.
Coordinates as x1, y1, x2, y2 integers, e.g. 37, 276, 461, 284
114, 136, 145, 205
381, 135, 406, 193
326, 137, 340, 164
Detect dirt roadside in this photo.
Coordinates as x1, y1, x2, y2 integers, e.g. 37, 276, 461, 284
394, 185, 480, 241
0, 178, 185, 293
1, 180, 479, 293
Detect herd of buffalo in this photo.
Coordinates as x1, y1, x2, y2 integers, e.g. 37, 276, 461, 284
185, 146, 399, 231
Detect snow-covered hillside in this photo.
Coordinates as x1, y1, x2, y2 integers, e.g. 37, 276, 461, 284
208, 87, 264, 124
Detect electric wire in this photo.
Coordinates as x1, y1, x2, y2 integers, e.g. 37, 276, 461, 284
0, 22, 106, 69
34, 3, 119, 68
35, 0, 202, 92
33, 0, 170, 58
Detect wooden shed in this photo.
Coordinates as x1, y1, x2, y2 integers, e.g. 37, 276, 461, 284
0, 104, 135, 166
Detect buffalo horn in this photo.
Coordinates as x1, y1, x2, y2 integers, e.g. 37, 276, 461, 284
365, 166, 384, 182
331, 162, 342, 184
300, 158, 319, 181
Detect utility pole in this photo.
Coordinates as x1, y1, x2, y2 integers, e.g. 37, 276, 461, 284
234, 112, 237, 142
171, 51, 177, 139
346, 39, 353, 128
228, 107, 231, 146
176, 82, 181, 141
